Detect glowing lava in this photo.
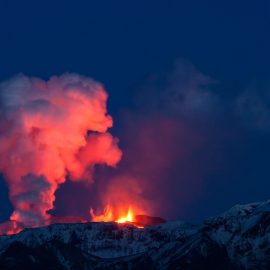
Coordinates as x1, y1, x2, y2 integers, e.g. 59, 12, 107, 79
116, 208, 133, 223
90, 205, 143, 228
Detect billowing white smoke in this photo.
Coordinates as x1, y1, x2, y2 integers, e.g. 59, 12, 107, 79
0, 73, 122, 228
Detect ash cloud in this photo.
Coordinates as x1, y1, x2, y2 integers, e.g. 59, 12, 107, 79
90, 60, 223, 220
49, 63, 270, 223
135, 60, 219, 117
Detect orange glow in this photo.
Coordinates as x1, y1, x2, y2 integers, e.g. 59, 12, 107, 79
0, 74, 122, 233
0, 220, 24, 235
116, 207, 134, 223
90, 205, 143, 228
6, 227, 23, 235
90, 205, 114, 222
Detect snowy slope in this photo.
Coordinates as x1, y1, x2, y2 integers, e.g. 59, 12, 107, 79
0, 200, 270, 269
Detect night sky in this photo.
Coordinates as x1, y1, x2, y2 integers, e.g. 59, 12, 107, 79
0, 0, 270, 223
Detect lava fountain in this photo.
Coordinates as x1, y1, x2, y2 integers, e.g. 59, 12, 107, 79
90, 205, 165, 228
90, 205, 142, 227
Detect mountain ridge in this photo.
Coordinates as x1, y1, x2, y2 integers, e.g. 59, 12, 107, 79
0, 199, 270, 269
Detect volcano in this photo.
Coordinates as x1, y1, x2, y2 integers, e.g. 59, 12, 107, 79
0, 214, 166, 235
90, 205, 166, 228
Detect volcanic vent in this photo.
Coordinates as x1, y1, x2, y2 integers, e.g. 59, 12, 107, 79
91, 205, 166, 228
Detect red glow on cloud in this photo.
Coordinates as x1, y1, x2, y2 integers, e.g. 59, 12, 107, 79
0, 67, 203, 235
0, 74, 122, 234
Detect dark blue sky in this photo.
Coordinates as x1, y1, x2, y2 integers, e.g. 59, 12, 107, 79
0, 0, 270, 222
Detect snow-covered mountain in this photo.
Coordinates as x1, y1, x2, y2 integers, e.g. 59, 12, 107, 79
1, 200, 270, 269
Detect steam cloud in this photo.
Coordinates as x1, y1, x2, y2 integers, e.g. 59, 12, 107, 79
0, 74, 122, 229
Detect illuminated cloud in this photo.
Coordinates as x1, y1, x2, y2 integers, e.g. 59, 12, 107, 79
0, 73, 122, 228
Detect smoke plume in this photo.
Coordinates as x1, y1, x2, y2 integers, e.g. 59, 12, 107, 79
88, 60, 221, 221
0, 73, 122, 228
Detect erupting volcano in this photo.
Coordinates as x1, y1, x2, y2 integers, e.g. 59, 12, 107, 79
90, 205, 135, 223
0, 73, 163, 236
90, 205, 150, 228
